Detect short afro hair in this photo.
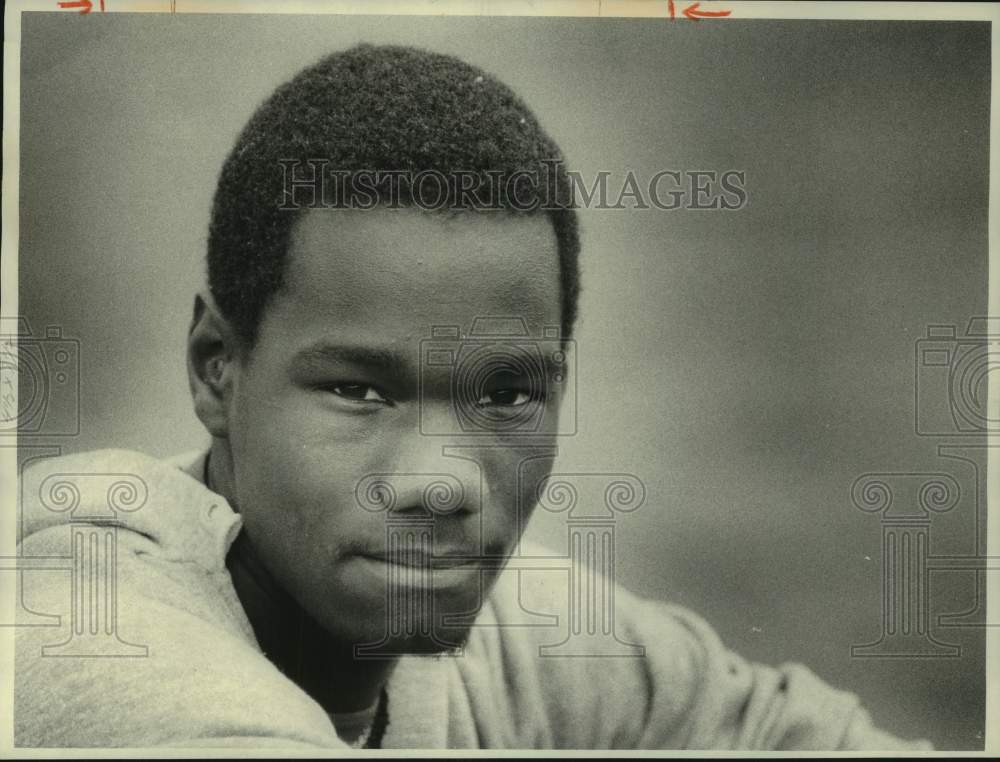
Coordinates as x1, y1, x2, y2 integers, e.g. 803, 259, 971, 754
207, 43, 581, 346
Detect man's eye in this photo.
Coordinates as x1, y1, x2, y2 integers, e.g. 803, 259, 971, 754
476, 389, 533, 407
328, 383, 388, 403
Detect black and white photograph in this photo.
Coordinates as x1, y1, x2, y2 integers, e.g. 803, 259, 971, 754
2, 0, 996, 753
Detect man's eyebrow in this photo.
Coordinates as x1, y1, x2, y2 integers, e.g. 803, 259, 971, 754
289, 343, 412, 374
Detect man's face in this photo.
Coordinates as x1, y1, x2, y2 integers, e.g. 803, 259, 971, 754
225, 207, 564, 651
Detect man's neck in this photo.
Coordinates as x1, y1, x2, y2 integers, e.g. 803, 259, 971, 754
207, 441, 398, 714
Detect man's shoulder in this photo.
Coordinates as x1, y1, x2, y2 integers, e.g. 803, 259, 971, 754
480, 539, 712, 657
484, 539, 680, 627
13, 450, 340, 747
456, 540, 716, 746
18, 446, 239, 570
17, 446, 243, 629
21, 446, 174, 482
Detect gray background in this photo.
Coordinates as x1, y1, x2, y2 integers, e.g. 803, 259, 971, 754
18, 13, 988, 749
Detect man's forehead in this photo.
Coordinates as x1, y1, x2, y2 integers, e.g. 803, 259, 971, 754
270, 206, 562, 339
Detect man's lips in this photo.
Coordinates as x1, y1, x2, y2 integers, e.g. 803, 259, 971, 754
350, 549, 499, 592
358, 549, 484, 570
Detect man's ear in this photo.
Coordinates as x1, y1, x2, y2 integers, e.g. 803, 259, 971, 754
187, 291, 242, 438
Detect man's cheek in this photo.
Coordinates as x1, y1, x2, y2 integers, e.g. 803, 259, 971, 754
489, 451, 558, 530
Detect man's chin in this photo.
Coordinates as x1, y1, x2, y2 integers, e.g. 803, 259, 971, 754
323, 559, 500, 656
339, 619, 475, 658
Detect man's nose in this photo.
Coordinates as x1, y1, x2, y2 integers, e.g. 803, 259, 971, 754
355, 440, 484, 518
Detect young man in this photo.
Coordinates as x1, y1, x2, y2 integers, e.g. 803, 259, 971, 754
15, 44, 928, 750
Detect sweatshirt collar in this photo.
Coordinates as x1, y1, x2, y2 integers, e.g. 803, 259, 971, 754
167, 448, 451, 749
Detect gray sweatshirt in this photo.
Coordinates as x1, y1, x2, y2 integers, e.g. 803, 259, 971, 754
14, 448, 930, 750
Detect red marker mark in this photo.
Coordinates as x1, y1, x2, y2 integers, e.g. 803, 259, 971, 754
58, 0, 92, 12
668, 0, 676, 19
682, 2, 732, 20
